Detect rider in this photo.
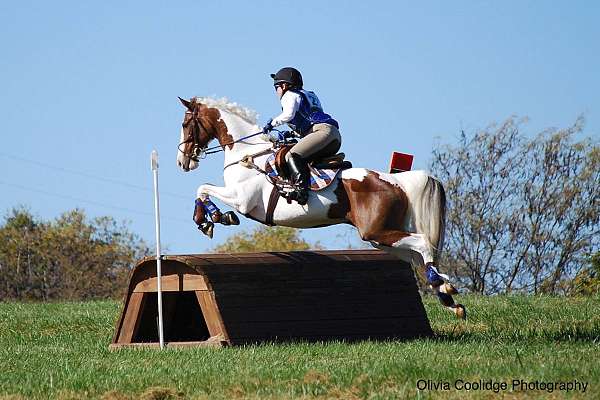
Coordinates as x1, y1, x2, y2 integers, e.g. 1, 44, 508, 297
262, 67, 341, 205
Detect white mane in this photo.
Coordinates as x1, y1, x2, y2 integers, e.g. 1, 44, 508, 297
194, 96, 258, 125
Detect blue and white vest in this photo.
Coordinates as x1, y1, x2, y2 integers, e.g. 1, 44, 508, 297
287, 89, 339, 136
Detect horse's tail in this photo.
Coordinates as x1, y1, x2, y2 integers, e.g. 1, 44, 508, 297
413, 174, 446, 261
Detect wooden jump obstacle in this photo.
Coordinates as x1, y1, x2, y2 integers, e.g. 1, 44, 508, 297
110, 250, 433, 348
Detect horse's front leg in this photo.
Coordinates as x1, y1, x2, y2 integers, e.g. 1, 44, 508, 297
193, 197, 238, 238
193, 183, 247, 237
197, 183, 240, 209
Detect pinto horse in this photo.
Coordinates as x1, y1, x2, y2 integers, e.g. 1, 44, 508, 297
176, 96, 465, 319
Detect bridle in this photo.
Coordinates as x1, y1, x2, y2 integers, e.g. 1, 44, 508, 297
178, 107, 272, 162
178, 110, 209, 162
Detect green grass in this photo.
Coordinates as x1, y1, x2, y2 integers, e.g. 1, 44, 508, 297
1, 295, 599, 399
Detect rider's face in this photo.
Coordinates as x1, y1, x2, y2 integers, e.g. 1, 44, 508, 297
274, 83, 288, 99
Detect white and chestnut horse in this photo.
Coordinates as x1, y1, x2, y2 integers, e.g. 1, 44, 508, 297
176, 97, 465, 318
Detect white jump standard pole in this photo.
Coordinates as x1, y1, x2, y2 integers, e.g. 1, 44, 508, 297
151, 150, 165, 349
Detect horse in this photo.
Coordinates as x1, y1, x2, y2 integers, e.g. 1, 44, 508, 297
176, 96, 465, 319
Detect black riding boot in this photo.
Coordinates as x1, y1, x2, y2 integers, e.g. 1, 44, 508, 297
287, 154, 310, 205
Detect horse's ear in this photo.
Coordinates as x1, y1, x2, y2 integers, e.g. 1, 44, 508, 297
178, 96, 193, 110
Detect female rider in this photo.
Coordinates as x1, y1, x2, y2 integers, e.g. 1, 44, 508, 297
263, 67, 341, 205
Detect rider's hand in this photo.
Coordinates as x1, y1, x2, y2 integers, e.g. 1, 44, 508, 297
262, 119, 273, 135
261, 119, 276, 142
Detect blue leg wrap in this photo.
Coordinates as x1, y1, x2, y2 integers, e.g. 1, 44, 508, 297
426, 264, 445, 287
196, 198, 221, 223
199, 199, 220, 215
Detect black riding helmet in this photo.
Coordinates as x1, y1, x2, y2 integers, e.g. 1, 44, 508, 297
270, 67, 303, 88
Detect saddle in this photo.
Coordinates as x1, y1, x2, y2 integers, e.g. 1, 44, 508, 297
266, 145, 352, 192
273, 145, 352, 179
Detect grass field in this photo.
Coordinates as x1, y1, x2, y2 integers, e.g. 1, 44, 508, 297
1, 295, 599, 399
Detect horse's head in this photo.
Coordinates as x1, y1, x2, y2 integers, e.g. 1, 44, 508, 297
176, 97, 219, 172
176, 96, 263, 172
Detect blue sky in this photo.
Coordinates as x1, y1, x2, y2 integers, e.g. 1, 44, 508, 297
1, 1, 598, 253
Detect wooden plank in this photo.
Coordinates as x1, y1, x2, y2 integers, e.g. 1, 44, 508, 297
231, 330, 432, 345
202, 267, 414, 284
218, 299, 427, 323
204, 277, 417, 294
109, 337, 226, 350
113, 250, 432, 348
225, 316, 432, 342
226, 317, 431, 337
195, 291, 229, 342
133, 274, 209, 293
116, 292, 146, 344
198, 261, 409, 276
186, 252, 404, 271
158, 251, 401, 271
212, 287, 421, 308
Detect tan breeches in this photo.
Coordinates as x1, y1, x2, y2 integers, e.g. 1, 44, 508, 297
287, 123, 342, 162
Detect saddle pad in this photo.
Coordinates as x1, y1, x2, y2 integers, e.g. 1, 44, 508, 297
264, 153, 341, 191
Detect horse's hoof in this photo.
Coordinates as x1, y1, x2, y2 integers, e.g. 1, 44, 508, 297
453, 304, 467, 320
441, 282, 459, 295
198, 221, 214, 238
220, 211, 239, 226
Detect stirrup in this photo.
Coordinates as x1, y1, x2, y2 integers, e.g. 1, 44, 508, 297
294, 190, 308, 205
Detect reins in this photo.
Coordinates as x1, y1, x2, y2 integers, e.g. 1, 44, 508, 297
223, 147, 273, 171
203, 130, 265, 155
178, 109, 285, 161
179, 110, 301, 212
179, 111, 291, 192
203, 126, 288, 156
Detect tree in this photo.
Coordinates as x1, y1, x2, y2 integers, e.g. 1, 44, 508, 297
0, 208, 47, 300
431, 117, 526, 293
431, 116, 599, 294
570, 251, 600, 296
211, 226, 321, 253
0, 207, 150, 301
519, 121, 599, 294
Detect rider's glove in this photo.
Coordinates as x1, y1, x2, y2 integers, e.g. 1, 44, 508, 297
262, 119, 273, 135
261, 119, 276, 141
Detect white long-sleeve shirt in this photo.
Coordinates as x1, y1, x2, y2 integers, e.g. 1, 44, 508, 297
271, 91, 302, 127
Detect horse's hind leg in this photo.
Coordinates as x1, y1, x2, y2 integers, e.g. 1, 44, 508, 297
389, 236, 465, 320
342, 173, 464, 319
368, 232, 465, 320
